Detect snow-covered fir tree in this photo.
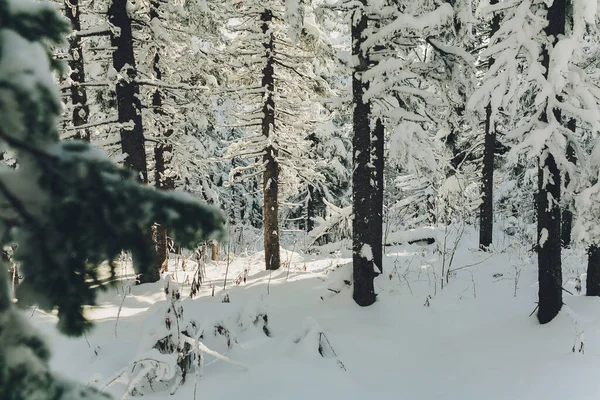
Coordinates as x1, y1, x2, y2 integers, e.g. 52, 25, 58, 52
470, 0, 600, 323
221, 0, 331, 270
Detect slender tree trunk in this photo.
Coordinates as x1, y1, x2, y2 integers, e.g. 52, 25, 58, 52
150, 0, 174, 275
561, 121, 576, 247
307, 185, 328, 245
306, 132, 328, 244
261, 9, 280, 271
154, 139, 173, 273
372, 117, 384, 275
211, 241, 219, 261
64, 0, 90, 141
306, 184, 320, 233
108, 0, 148, 183
537, 0, 565, 324
479, 0, 500, 250
352, 2, 376, 306
587, 245, 600, 296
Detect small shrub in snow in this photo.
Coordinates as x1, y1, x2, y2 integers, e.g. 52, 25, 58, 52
120, 280, 202, 396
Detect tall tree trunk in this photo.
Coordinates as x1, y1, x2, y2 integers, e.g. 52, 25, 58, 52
64, 0, 90, 141
587, 245, 600, 296
372, 117, 384, 275
479, 0, 500, 250
108, 0, 154, 282
108, 0, 148, 183
352, 2, 376, 306
150, 0, 174, 275
561, 121, 576, 247
305, 131, 328, 244
537, 0, 565, 324
261, 9, 280, 271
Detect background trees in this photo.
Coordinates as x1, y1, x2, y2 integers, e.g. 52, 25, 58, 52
7, 0, 600, 349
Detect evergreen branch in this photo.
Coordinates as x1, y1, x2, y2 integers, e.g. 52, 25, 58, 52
136, 79, 207, 91
60, 82, 110, 90
65, 118, 119, 132
0, 130, 58, 162
221, 123, 262, 128
0, 175, 37, 228
273, 59, 312, 80
73, 27, 111, 38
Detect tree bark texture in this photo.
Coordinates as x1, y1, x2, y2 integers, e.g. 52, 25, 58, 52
150, 0, 174, 276
108, 0, 148, 183
154, 138, 173, 274
306, 184, 323, 234
64, 0, 90, 141
108, 0, 152, 282
537, 0, 565, 324
586, 245, 600, 296
479, 0, 500, 250
261, 9, 281, 271
352, 2, 376, 307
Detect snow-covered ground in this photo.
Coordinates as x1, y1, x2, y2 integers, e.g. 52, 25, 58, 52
30, 225, 600, 400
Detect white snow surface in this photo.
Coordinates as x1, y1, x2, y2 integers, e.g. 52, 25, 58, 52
29, 228, 600, 400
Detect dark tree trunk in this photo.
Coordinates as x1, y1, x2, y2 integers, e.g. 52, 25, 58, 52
261, 10, 280, 271
372, 118, 384, 275
427, 194, 437, 224
108, 0, 152, 282
561, 121, 576, 247
305, 132, 328, 244
307, 184, 328, 245
306, 184, 321, 234
537, 0, 565, 324
154, 139, 173, 274
305, 133, 323, 236
352, 2, 376, 307
64, 0, 90, 141
150, 0, 174, 276
479, 105, 495, 249
108, 0, 148, 183
587, 245, 600, 296
537, 153, 562, 323
479, 0, 500, 250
